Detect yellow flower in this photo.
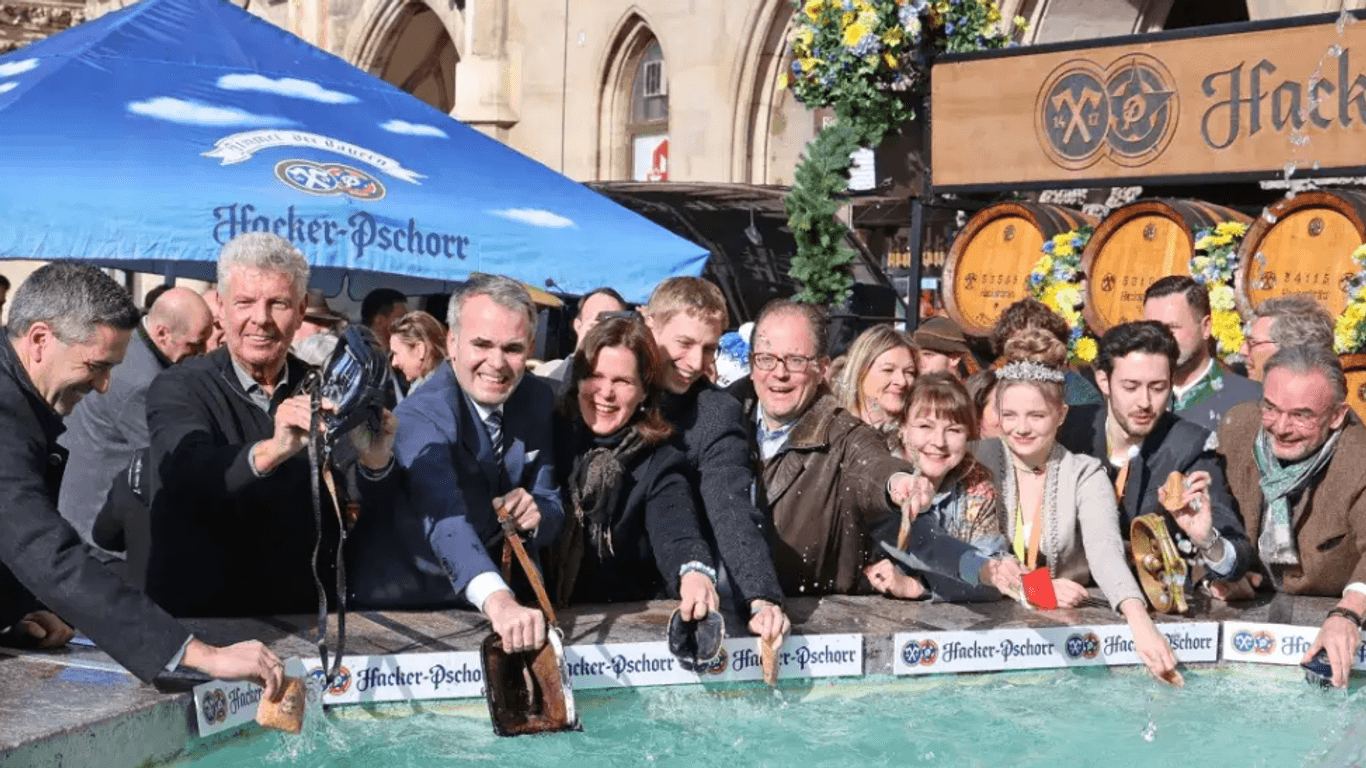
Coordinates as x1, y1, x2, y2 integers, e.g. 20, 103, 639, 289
800, 57, 821, 72
933, 0, 950, 13
1041, 284, 1062, 312
778, 72, 789, 90
1354, 244, 1366, 265
1074, 337, 1098, 363
1209, 233, 1233, 248
791, 27, 816, 53
1053, 242, 1074, 258
1034, 254, 1054, 275
1055, 285, 1082, 311
1194, 236, 1214, 252
1212, 310, 1245, 357
987, 4, 1002, 23
883, 51, 898, 68
804, 0, 827, 21
853, 0, 874, 13
1209, 284, 1235, 313
1215, 221, 1248, 239
1013, 15, 1029, 30
882, 26, 904, 47
843, 22, 869, 46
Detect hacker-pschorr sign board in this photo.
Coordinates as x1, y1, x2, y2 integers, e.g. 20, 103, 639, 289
931, 12, 1366, 191
892, 623, 1219, 675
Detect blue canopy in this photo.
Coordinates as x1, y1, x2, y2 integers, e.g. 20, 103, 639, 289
0, 0, 708, 301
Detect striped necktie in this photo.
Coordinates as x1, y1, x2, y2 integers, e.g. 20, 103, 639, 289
485, 410, 504, 461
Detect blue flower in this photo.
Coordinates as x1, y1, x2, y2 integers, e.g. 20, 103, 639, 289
791, 59, 802, 74
850, 32, 882, 56
908, 0, 929, 11
1042, 241, 1055, 254
945, 21, 956, 34
1070, 237, 1083, 248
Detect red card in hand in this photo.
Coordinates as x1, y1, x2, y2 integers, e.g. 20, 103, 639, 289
1022, 567, 1057, 610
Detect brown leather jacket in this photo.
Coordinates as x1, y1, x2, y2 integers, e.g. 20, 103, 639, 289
1219, 401, 1366, 595
748, 392, 912, 596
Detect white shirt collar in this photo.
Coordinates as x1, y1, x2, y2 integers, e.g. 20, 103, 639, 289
1172, 357, 1215, 401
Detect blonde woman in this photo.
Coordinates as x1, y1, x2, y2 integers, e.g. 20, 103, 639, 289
837, 324, 918, 428
974, 329, 1180, 685
389, 311, 447, 394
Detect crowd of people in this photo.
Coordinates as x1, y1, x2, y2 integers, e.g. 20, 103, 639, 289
1, 230, 1363, 704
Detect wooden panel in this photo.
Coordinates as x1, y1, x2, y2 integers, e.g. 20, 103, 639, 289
945, 214, 1043, 336
1086, 214, 1193, 331
1242, 207, 1360, 315
931, 16, 1366, 190
1345, 354, 1366, 423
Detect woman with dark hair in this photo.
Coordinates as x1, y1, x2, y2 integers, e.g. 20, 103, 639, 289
965, 368, 1001, 440
389, 310, 447, 393
552, 317, 719, 617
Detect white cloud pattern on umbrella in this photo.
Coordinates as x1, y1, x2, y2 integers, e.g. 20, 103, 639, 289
217, 74, 358, 104
490, 208, 576, 228
0, 59, 38, 77
0, 83, 17, 94
127, 97, 294, 127
380, 119, 448, 138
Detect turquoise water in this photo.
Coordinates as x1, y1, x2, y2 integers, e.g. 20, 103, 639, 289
178, 667, 1366, 767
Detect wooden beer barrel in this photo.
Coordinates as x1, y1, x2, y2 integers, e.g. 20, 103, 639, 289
1344, 353, 1366, 423
1081, 199, 1251, 333
1234, 190, 1366, 318
942, 203, 1095, 337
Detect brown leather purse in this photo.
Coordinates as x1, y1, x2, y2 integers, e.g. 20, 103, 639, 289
481, 507, 581, 737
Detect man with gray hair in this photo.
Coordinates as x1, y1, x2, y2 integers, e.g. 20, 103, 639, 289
1240, 294, 1334, 382
0, 262, 286, 694
1218, 345, 1366, 687
146, 233, 397, 617
59, 287, 213, 553
349, 273, 562, 655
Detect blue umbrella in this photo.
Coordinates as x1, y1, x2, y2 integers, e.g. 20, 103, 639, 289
0, 0, 708, 301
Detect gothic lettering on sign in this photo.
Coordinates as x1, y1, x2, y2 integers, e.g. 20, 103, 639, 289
1201, 49, 1366, 150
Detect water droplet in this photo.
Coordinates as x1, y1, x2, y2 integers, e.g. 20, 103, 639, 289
1141, 718, 1157, 742
925, 752, 936, 760
1283, 161, 1298, 178
1290, 131, 1309, 147
1329, 43, 1345, 57
1262, 210, 1277, 224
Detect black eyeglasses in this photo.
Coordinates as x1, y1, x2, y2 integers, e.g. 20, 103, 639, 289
752, 353, 815, 373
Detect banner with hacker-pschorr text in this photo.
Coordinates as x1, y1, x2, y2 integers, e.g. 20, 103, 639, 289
193, 634, 863, 737
1221, 621, 1366, 668
892, 623, 1219, 675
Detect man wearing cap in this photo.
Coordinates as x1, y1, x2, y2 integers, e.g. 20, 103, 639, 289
913, 316, 975, 379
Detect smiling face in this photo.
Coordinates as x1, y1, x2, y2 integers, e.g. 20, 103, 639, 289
577, 344, 646, 436
859, 346, 916, 426
220, 266, 304, 376
449, 293, 531, 407
997, 382, 1066, 465
647, 311, 723, 394
1261, 366, 1348, 462
903, 406, 970, 487
1096, 352, 1172, 442
752, 310, 829, 425
25, 322, 130, 416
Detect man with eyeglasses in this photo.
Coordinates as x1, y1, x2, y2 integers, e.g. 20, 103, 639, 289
733, 300, 1017, 598
1217, 345, 1366, 688
1239, 294, 1334, 382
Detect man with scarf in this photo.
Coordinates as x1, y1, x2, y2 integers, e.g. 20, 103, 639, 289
1218, 344, 1366, 687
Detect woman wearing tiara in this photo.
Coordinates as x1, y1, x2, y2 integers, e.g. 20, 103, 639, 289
975, 329, 1180, 684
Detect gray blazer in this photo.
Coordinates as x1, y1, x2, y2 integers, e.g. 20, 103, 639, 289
58, 327, 167, 545
975, 439, 1145, 611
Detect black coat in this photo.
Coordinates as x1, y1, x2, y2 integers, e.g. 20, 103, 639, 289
0, 336, 188, 682
554, 419, 712, 604
1058, 404, 1252, 580
662, 380, 784, 607
145, 347, 393, 617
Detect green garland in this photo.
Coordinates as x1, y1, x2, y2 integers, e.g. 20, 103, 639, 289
782, 0, 1017, 305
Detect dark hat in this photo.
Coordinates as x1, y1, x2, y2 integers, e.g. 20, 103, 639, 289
913, 316, 969, 356
303, 289, 346, 326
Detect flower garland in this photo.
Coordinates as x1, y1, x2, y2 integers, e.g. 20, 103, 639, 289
780, 0, 1020, 304
1028, 226, 1097, 363
1189, 221, 1248, 360
1334, 244, 1366, 354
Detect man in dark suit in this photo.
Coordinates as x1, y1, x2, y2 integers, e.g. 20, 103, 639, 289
59, 287, 213, 557
350, 275, 562, 653
643, 277, 789, 646
146, 233, 396, 617
0, 262, 284, 693
1058, 321, 1252, 583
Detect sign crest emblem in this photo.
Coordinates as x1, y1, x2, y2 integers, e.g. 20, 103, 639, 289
1037, 54, 1178, 170
275, 160, 386, 201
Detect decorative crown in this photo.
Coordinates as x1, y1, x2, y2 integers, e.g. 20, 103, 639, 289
997, 360, 1067, 385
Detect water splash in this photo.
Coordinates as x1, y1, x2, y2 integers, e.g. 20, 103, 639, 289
1141, 717, 1157, 742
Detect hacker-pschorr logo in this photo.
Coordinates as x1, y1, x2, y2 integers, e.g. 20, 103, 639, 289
275, 160, 386, 201
308, 665, 353, 697
901, 639, 939, 667
1036, 53, 1178, 170
1064, 632, 1101, 660
201, 688, 228, 725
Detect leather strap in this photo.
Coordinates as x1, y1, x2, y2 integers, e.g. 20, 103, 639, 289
498, 507, 558, 626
